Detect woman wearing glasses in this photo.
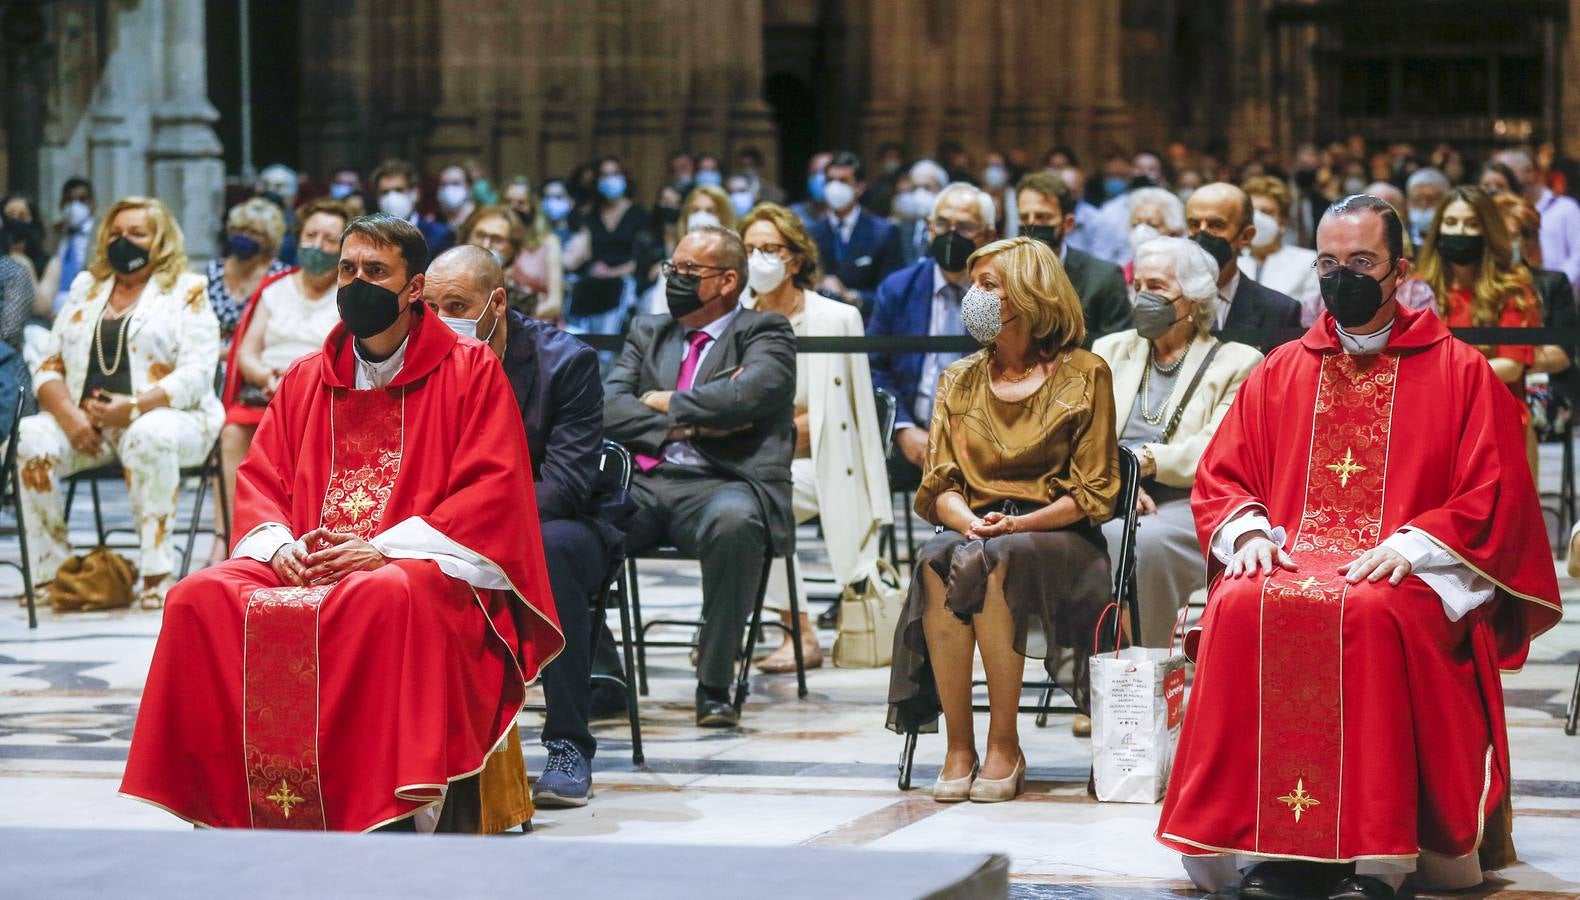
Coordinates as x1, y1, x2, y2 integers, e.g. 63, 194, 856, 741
737, 203, 892, 673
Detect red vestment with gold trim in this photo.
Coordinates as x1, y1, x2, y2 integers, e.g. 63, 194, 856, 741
1156, 306, 1560, 865
121, 309, 564, 830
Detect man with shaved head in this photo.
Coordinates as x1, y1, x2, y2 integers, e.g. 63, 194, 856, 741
1185, 182, 1302, 353
427, 245, 611, 809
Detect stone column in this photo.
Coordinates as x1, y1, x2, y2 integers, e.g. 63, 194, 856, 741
297, 0, 369, 180
857, 0, 909, 157
1562, 0, 1580, 158
1087, 0, 1131, 160
149, 0, 224, 261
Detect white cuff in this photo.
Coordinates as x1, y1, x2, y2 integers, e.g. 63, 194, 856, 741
1385, 529, 1495, 621
1211, 512, 1286, 564
232, 522, 294, 563
369, 516, 511, 591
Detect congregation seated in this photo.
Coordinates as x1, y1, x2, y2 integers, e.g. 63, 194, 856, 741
218, 197, 352, 547
1157, 195, 1561, 898
458, 203, 543, 317
424, 244, 615, 808
120, 213, 564, 833
603, 225, 796, 728
737, 202, 893, 673
1184, 182, 1303, 354
18, 196, 222, 609
1014, 171, 1134, 345
1092, 237, 1262, 645
886, 236, 1120, 804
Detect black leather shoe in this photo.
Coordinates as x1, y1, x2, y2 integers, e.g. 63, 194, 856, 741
816, 603, 839, 630
1236, 862, 1309, 900
695, 686, 739, 728
1328, 875, 1395, 900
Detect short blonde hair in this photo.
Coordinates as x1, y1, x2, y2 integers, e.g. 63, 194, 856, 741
683, 185, 736, 231
736, 202, 820, 290
225, 197, 286, 256
967, 236, 1085, 356
1241, 175, 1292, 219
88, 197, 188, 291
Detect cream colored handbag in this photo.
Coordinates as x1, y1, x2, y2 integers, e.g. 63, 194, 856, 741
832, 559, 903, 668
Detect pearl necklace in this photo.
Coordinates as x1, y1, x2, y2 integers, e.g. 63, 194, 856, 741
1139, 347, 1186, 425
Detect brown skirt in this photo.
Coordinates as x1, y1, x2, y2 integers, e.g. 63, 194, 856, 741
885, 524, 1112, 735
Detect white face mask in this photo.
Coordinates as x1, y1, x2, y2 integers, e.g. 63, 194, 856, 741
63, 201, 91, 230
439, 306, 500, 344
1251, 209, 1280, 249
961, 285, 1005, 345
822, 179, 857, 213
379, 190, 416, 220
897, 188, 937, 221
1129, 222, 1161, 254
747, 250, 788, 295
437, 183, 470, 211
686, 210, 721, 231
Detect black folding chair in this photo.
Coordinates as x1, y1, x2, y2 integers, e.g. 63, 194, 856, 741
872, 387, 901, 569
2, 388, 38, 629
523, 440, 646, 764
896, 446, 1144, 790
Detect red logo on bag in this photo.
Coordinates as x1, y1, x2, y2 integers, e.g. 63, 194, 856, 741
1164, 667, 1186, 728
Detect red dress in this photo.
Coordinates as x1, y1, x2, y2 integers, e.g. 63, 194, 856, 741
1442, 285, 1540, 410
1156, 305, 1560, 867
121, 308, 564, 830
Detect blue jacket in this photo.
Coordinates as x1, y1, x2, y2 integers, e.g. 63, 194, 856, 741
809, 210, 903, 313
500, 309, 603, 521
867, 259, 948, 428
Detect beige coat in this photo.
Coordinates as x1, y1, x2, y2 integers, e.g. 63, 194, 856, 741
1092, 329, 1262, 489
747, 289, 892, 585
35, 270, 224, 435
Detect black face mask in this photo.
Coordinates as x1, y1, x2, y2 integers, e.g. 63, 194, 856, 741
1192, 231, 1235, 269
1019, 224, 1062, 252
1436, 233, 1484, 266
336, 277, 406, 339
654, 204, 682, 227
2, 216, 31, 247
106, 236, 151, 275
1319, 261, 1396, 329
929, 230, 977, 273
665, 271, 708, 319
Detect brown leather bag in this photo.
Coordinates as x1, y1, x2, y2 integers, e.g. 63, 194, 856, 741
50, 547, 137, 612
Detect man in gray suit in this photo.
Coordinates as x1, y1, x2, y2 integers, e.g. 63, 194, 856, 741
604, 226, 796, 727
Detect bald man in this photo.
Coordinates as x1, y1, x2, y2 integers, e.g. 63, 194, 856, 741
427, 246, 613, 808
1185, 182, 1302, 354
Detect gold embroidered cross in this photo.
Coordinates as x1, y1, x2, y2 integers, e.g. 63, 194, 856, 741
338, 487, 375, 521
1324, 448, 1366, 488
266, 779, 304, 818
1296, 576, 1324, 591
1277, 778, 1320, 823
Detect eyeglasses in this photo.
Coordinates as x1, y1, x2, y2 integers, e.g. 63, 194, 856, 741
1313, 256, 1392, 277
930, 217, 984, 239
747, 243, 791, 258
661, 260, 730, 279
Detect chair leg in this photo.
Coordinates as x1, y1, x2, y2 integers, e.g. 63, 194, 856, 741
627, 558, 649, 696
13, 471, 37, 630
1567, 659, 1579, 737
733, 555, 774, 712
1035, 685, 1054, 728
90, 479, 106, 546
884, 523, 898, 570
898, 730, 917, 791
614, 569, 644, 765
902, 491, 916, 562
179, 468, 210, 579
216, 453, 232, 550
784, 553, 808, 699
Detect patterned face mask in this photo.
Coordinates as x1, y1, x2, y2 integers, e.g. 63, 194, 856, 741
961, 285, 1006, 345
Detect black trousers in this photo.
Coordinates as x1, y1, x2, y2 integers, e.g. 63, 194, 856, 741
621, 466, 769, 692
538, 516, 606, 761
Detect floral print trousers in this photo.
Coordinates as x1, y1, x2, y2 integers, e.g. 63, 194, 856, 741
16, 409, 213, 583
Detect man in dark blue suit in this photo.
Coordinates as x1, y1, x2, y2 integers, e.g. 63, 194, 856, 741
425, 246, 612, 809
809, 151, 903, 314
867, 182, 997, 489
1185, 182, 1302, 354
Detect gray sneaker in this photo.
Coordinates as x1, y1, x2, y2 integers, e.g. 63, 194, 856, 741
532, 740, 592, 808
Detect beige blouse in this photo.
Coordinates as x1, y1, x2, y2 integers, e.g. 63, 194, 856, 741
915, 348, 1120, 526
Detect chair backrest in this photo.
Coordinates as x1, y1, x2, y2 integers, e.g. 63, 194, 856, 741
595, 439, 634, 496
872, 387, 899, 455
2, 385, 24, 507
1106, 446, 1143, 648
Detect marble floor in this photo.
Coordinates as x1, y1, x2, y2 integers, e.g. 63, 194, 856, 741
2, 449, 1578, 898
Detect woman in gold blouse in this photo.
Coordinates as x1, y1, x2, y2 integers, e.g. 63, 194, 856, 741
886, 236, 1120, 804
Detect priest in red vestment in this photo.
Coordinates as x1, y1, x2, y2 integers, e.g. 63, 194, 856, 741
1157, 195, 1561, 900
121, 213, 563, 833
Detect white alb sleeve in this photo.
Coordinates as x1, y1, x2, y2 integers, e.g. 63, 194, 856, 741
1381, 530, 1495, 621
232, 522, 295, 563
370, 516, 511, 591
1211, 512, 1288, 564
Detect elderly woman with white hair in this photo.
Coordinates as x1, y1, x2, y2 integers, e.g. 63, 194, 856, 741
1121, 187, 1187, 289
1093, 237, 1263, 645
207, 197, 289, 340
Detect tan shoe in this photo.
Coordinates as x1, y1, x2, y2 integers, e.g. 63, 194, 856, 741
932, 757, 979, 802
969, 754, 1025, 803
139, 577, 172, 610
755, 613, 824, 673
1071, 714, 1092, 738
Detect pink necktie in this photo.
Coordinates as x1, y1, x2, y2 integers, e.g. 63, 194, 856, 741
635, 330, 715, 472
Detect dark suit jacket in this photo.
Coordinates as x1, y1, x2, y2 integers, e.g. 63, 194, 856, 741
867, 259, 943, 428
1220, 273, 1303, 354
500, 309, 603, 523
809, 210, 903, 312
1062, 247, 1133, 346
603, 307, 798, 554
1533, 267, 1579, 408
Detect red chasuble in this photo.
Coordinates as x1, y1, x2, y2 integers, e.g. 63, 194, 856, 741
121, 307, 564, 831
1156, 305, 1560, 867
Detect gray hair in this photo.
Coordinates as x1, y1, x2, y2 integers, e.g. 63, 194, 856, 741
1127, 187, 1186, 234
932, 182, 996, 227
1134, 236, 1220, 337
1406, 167, 1450, 194
908, 159, 949, 192
688, 224, 747, 288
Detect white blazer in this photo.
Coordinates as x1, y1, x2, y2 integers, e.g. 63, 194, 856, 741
746, 289, 893, 584
1092, 329, 1262, 489
35, 270, 224, 436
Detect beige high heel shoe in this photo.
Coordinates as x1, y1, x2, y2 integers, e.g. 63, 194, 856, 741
969, 754, 1025, 803
932, 757, 979, 803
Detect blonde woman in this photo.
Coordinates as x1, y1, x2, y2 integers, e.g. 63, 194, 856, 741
887, 236, 1119, 803
17, 197, 223, 608
501, 178, 566, 321
207, 197, 288, 340
738, 203, 892, 673
644, 185, 740, 315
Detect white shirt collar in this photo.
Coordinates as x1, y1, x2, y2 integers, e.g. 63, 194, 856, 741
931, 263, 966, 298
693, 304, 741, 342
1335, 321, 1392, 355
1215, 269, 1241, 328
830, 204, 862, 233
353, 336, 409, 389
